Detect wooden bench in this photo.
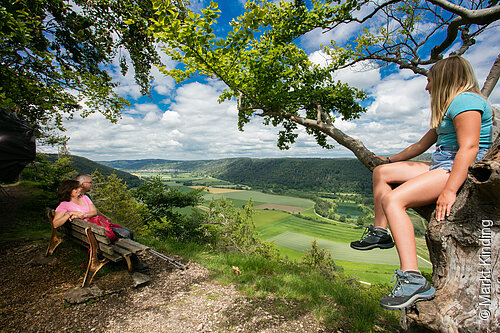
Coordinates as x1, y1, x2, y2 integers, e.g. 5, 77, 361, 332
45, 208, 150, 287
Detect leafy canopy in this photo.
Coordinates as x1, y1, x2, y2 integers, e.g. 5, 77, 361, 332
134, 176, 204, 241
0, 0, 186, 144
152, 0, 367, 150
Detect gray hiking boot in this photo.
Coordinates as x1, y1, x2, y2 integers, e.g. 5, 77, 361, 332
379, 270, 435, 310
350, 225, 394, 250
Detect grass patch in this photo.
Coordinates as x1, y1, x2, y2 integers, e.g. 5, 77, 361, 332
337, 202, 365, 217
299, 207, 337, 222
203, 190, 314, 209
256, 214, 362, 243
253, 210, 290, 228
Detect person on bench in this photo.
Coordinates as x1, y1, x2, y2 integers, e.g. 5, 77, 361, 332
53, 180, 148, 271
76, 174, 135, 241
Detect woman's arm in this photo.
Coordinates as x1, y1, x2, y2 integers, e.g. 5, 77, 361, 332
435, 111, 481, 221
66, 204, 98, 220
376, 129, 437, 162
86, 204, 97, 219
52, 211, 70, 228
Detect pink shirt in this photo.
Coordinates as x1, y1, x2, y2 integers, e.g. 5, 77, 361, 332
55, 195, 94, 220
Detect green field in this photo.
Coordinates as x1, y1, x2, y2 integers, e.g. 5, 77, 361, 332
256, 213, 362, 243
253, 210, 431, 283
267, 231, 431, 268
253, 210, 290, 227
203, 190, 314, 209
337, 202, 365, 217
264, 245, 401, 284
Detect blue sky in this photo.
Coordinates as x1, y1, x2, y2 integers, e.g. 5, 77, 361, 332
40, 0, 500, 161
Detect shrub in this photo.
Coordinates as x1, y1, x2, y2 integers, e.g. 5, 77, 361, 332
22, 153, 76, 192
133, 176, 204, 241
202, 197, 279, 259
302, 239, 343, 279
90, 171, 148, 230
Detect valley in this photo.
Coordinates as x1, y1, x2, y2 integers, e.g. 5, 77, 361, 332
130, 169, 431, 284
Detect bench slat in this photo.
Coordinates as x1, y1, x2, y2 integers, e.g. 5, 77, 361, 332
69, 230, 115, 256
69, 224, 111, 245
111, 245, 132, 257
102, 251, 124, 262
69, 218, 107, 237
114, 238, 149, 254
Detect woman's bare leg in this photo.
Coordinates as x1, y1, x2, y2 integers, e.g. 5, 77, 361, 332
382, 168, 450, 271
373, 162, 431, 229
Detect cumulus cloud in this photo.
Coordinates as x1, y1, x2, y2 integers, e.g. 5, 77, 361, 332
334, 62, 381, 91
301, 24, 360, 51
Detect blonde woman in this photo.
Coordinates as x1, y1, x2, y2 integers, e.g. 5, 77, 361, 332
349, 56, 493, 310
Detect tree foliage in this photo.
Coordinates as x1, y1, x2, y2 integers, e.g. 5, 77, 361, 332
21, 152, 76, 192
89, 171, 148, 229
152, 0, 367, 150
0, 0, 186, 144
152, 0, 499, 169
202, 197, 279, 258
302, 239, 342, 278
133, 176, 204, 240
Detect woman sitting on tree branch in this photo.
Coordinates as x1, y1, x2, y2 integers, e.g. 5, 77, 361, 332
350, 56, 493, 310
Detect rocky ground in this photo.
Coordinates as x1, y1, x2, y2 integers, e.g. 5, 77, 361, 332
0, 186, 326, 333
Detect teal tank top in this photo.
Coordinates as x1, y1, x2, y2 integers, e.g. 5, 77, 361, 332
435, 92, 493, 149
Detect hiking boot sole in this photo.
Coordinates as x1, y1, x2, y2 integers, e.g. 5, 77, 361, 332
380, 287, 436, 310
350, 242, 395, 251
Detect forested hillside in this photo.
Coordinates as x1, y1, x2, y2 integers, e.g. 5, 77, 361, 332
98, 158, 239, 174
215, 158, 372, 195
100, 157, 373, 195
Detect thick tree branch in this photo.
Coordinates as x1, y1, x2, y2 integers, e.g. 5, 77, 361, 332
258, 110, 383, 170
427, 0, 500, 23
482, 53, 500, 98
429, 1, 500, 59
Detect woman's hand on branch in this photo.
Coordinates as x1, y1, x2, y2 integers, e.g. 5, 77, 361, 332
374, 155, 391, 163
435, 189, 457, 221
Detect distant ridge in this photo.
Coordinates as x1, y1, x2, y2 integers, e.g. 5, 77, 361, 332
97, 158, 241, 173
99, 157, 373, 194
46, 154, 142, 187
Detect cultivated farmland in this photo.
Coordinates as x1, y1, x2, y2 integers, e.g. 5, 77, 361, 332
135, 171, 432, 284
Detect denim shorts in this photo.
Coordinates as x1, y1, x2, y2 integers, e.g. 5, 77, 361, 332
430, 146, 489, 172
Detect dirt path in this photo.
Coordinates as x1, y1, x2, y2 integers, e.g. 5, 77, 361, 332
0, 187, 325, 332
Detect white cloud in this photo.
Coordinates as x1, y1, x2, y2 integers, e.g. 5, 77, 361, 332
334, 62, 381, 90
301, 24, 360, 50
160, 110, 181, 126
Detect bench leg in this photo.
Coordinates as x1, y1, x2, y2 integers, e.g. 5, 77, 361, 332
46, 208, 63, 256
124, 255, 133, 272
45, 228, 64, 256
82, 227, 109, 287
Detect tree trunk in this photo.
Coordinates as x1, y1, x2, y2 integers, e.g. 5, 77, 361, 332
405, 136, 500, 332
